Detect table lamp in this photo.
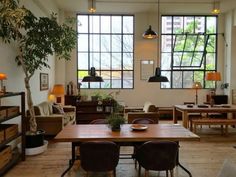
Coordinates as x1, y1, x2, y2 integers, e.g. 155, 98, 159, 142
192, 81, 202, 105
52, 84, 65, 104
205, 72, 221, 94
0, 73, 7, 93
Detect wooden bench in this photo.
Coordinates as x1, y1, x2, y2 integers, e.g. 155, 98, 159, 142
191, 118, 236, 135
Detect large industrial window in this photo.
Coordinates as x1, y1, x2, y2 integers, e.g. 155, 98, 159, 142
77, 14, 134, 89
161, 15, 218, 89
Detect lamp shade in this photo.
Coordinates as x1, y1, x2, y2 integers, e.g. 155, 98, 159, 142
148, 67, 169, 82
211, 0, 220, 14
52, 84, 65, 95
82, 67, 104, 82
0, 73, 7, 80
88, 0, 96, 13
143, 25, 157, 39
192, 82, 202, 89
205, 72, 221, 81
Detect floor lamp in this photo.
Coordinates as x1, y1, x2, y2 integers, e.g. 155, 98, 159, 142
192, 82, 202, 105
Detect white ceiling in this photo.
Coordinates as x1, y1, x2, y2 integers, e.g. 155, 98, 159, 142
53, 0, 236, 14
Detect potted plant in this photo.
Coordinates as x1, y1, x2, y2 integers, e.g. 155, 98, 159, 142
0, 0, 76, 149
106, 113, 126, 131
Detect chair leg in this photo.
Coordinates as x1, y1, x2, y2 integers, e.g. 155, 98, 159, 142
144, 169, 149, 177
166, 170, 169, 177
138, 164, 141, 177
170, 169, 174, 177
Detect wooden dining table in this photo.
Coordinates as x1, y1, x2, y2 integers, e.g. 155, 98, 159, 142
173, 104, 236, 128
54, 123, 200, 177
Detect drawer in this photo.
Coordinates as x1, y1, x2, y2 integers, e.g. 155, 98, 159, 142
0, 145, 12, 169
0, 106, 20, 118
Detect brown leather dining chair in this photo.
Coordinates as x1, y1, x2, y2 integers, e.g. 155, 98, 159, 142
132, 118, 155, 124
90, 119, 107, 124
135, 141, 178, 177
132, 118, 156, 168
80, 141, 120, 177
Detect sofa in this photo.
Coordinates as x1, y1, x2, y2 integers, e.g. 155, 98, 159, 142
26, 101, 76, 135
124, 101, 159, 123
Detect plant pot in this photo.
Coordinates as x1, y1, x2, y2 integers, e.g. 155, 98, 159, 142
25, 140, 48, 156
111, 125, 121, 131
25, 129, 45, 148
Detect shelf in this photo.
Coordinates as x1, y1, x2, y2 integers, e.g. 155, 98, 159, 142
0, 113, 21, 123
0, 148, 21, 176
0, 132, 22, 149
0, 92, 23, 98
0, 92, 25, 173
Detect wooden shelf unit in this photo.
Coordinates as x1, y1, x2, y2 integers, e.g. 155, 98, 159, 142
0, 92, 25, 176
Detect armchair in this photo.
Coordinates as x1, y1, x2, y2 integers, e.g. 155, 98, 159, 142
26, 101, 76, 135
125, 102, 159, 123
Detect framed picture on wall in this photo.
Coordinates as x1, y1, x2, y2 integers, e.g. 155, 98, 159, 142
40, 73, 49, 91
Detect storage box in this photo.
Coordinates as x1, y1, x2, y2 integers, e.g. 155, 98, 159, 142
6, 106, 20, 117
0, 124, 18, 140
0, 129, 4, 143
0, 107, 7, 120
0, 145, 12, 169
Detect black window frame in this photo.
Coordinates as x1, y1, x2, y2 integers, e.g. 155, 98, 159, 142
160, 15, 218, 89
77, 14, 134, 89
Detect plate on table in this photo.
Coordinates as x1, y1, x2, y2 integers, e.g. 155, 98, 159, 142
131, 124, 148, 131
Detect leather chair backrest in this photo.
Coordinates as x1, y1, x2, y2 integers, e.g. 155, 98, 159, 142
80, 141, 120, 172
132, 118, 155, 124
136, 141, 178, 171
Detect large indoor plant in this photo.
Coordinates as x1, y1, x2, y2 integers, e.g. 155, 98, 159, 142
0, 0, 76, 141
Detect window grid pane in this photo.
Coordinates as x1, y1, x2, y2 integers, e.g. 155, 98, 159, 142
161, 15, 217, 89
77, 14, 134, 89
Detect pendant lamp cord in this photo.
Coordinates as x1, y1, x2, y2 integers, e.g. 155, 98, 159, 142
157, 0, 160, 68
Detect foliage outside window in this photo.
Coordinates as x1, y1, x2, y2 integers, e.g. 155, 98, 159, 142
161, 15, 218, 89
77, 14, 134, 89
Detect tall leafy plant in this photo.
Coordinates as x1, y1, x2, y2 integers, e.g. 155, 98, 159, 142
0, 0, 77, 133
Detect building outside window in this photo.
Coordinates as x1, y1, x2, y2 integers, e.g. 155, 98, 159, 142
161, 15, 218, 89
77, 14, 134, 89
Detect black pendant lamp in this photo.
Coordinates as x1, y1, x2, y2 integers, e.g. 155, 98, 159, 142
148, 0, 168, 83
82, 67, 104, 82
143, 25, 157, 39
148, 67, 168, 82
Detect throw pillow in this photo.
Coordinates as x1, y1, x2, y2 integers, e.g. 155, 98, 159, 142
52, 104, 65, 114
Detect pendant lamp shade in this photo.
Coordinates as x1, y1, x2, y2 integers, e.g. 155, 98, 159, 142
88, 0, 96, 13
148, 67, 169, 82
143, 25, 157, 39
211, 0, 220, 14
82, 67, 103, 82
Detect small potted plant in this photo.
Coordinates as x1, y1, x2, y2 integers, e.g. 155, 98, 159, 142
106, 113, 126, 131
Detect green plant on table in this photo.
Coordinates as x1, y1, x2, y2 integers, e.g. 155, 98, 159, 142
106, 113, 126, 131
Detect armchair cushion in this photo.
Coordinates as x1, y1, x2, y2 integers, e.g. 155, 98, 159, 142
52, 104, 65, 114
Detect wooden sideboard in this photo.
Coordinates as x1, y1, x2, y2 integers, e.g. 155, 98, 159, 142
65, 95, 114, 124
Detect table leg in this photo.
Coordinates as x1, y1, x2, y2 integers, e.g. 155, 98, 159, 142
182, 111, 189, 128
61, 142, 76, 177
176, 142, 192, 177
173, 107, 178, 124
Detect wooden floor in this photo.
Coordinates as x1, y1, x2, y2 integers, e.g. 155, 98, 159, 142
4, 122, 236, 177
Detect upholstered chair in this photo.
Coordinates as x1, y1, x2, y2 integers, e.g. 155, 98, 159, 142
80, 141, 120, 177
135, 141, 178, 177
